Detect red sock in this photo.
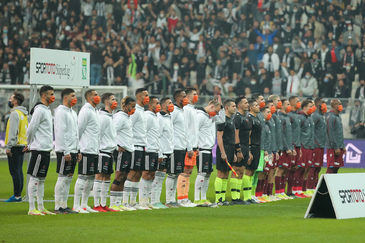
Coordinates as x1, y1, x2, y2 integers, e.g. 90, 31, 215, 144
275, 176, 281, 194
302, 180, 307, 192
286, 170, 295, 195
257, 180, 264, 197
263, 179, 268, 195
280, 176, 285, 194
268, 183, 274, 196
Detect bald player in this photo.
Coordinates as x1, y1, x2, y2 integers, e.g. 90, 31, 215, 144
326, 99, 346, 174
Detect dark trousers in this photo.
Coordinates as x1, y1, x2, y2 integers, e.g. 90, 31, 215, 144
7, 147, 25, 197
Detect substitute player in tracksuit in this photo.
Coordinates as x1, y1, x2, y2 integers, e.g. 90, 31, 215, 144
153, 97, 174, 209
307, 98, 327, 193
93, 93, 118, 212
326, 99, 346, 174
276, 99, 294, 200
195, 97, 225, 207
54, 88, 80, 214
112, 96, 136, 211
27, 85, 55, 216
73, 89, 101, 213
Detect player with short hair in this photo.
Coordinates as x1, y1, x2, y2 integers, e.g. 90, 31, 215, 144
26, 85, 55, 215
152, 97, 174, 209
326, 99, 346, 174
5, 92, 28, 203
73, 89, 101, 213
93, 93, 118, 212
128, 88, 150, 210
276, 99, 294, 200
178, 87, 199, 207
293, 99, 314, 198
307, 98, 327, 193
195, 96, 225, 207
111, 96, 137, 211
141, 96, 163, 209
166, 90, 189, 208
255, 106, 274, 201
54, 88, 80, 214
215, 99, 236, 205
242, 99, 262, 204
232, 96, 251, 205
286, 96, 302, 198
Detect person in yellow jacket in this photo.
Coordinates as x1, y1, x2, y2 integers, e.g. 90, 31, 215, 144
5, 92, 28, 202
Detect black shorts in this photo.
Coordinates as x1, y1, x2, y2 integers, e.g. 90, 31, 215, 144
234, 145, 249, 168
158, 154, 170, 170
78, 153, 98, 175
167, 150, 185, 174
197, 149, 213, 173
143, 152, 158, 171
114, 150, 132, 172
97, 152, 114, 174
245, 146, 260, 171
56, 152, 77, 175
130, 147, 145, 171
216, 144, 235, 172
27, 151, 51, 177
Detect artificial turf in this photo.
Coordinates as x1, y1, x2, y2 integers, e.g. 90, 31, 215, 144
1, 161, 365, 242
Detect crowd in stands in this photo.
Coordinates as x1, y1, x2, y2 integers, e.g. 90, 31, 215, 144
2, 0, 365, 99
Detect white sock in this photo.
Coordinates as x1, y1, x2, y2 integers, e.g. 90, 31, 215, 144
152, 171, 165, 204
123, 180, 132, 205
73, 176, 86, 209
116, 191, 123, 206
81, 176, 94, 208
62, 176, 73, 208
37, 177, 45, 211
139, 178, 148, 205
110, 191, 117, 207
201, 174, 210, 200
101, 180, 110, 207
130, 182, 139, 205
93, 180, 102, 207
157, 172, 166, 203
166, 174, 176, 204
147, 180, 153, 204
172, 175, 178, 203
54, 175, 67, 210
28, 176, 38, 211
194, 173, 205, 201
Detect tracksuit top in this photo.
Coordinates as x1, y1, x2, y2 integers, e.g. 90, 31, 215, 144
5, 106, 28, 150
27, 103, 53, 152
312, 110, 326, 149
273, 112, 283, 151
99, 109, 117, 154
268, 118, 277, 153
326, 111, 345, 149
158, 112, 174, 155
184, 103, 198, 151
114, 110, 134, 153
131, 104, 147, 147
145, 110, 162, 157
54, 105, 79, 155
288, 110, 301, 148
298, 111, 314, 150
261, 121, 273, 154
171, 105, 187, 151
78, 102, 100, 155
279, 111, 294, 151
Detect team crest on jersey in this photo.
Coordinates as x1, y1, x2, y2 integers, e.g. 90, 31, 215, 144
124, 161, 128, 164
68, 162, 71, 165
205, 162, 208, 165
91, 163, 94, 166
105, 162, 108, 165
178, 162, 181, 166
138, 158, 141, 161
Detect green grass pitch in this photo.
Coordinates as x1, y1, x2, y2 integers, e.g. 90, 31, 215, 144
1, 160, 365, 242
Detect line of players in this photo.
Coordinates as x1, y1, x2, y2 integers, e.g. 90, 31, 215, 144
214, 94, 345, 205
25, 85, 345, 215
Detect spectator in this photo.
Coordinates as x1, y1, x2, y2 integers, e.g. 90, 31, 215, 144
349, 100, 363, 129
355, 79, 365, 99
299, 72, 318, 98
282, 63, 303, 97
350, 121, 365, 139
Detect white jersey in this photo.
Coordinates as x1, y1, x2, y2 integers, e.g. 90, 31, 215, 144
27, 103, 53, 151
54, 105, 79, 155
145, 110, 162, 157
78, 102, 100, 155
113, 110, 134, 153
131, 104, 147, 147
158, 111, 174, 155
171, 105, 187, 150
99, 109, 117, 153
196, 107, 225, 149
184, 104, 198, 151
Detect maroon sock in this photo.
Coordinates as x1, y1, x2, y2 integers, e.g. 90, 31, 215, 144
281, 176, 286, 193
314, 167, 321, 188
268, 183, 274, 196
302, 180, 307, 192
263, 179, 268, 195
326, 167, 339, 174
307, 167, 315, 189
275, 176, 281, 194
287, 170, 295, 194
294, 169, 301, 190
299, 170, 305, 191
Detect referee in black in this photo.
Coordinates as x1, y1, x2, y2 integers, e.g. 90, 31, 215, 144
242, 99, 262, 204
215, 99, 237, 206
